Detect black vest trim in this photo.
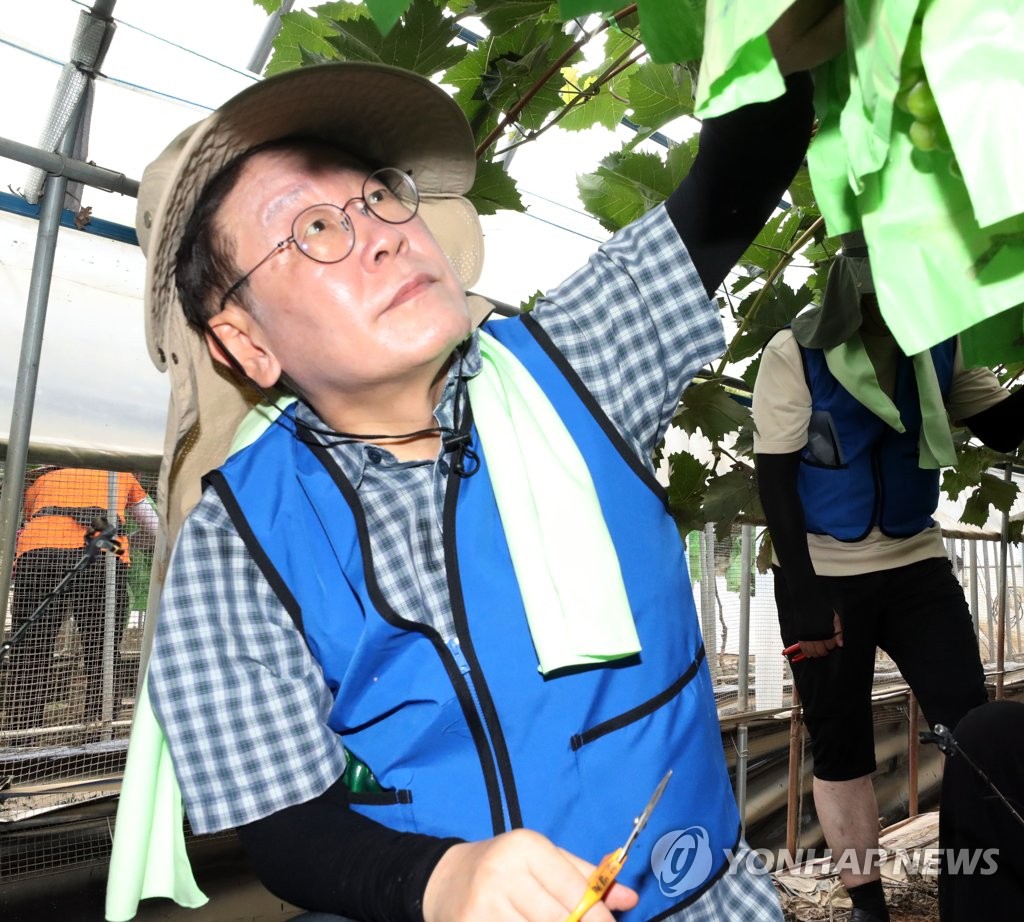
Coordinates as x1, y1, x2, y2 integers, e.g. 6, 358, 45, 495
442, 401, 525, 831
303, 439, 509, 837
520, 314, 670, 506
206, 470, 304, 637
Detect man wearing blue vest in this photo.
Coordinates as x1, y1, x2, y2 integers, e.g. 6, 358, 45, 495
133, 10, 844, 921
753, 236, 1024, 922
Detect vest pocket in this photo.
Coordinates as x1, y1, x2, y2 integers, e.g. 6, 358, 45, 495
348, 789, 413, 806
348, 787, 418, 830
569, 646, 705, 751
568, 652, 734, 915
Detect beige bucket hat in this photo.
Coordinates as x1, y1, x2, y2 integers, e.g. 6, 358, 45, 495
133, 63, 490, 587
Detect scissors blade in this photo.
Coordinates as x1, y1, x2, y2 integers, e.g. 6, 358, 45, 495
619, 769, 672, 859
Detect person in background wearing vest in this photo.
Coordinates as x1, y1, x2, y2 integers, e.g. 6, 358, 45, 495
6, 467, 158, 736
752, 235, 1024, 922
132, 7, 844, 921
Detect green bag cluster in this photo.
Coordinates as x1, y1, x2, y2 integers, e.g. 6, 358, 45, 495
694, 0, 1024, 367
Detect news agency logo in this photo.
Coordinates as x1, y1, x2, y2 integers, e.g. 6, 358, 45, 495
649, 832, 1000, 894
650, 826, 714, 897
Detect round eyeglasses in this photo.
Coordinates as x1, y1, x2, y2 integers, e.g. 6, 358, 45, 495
217, 167, 420, 313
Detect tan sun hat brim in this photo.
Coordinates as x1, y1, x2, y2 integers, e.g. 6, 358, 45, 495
133, 63, 494, 567
136, 61, 484, 372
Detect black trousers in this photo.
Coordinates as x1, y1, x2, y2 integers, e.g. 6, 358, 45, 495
5, 547, 131, 731
774, 557, 988, 780
939, 700, 1024, 921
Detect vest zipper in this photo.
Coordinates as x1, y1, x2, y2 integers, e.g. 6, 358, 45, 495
441, 409, 524, 833
445, 637, 511, 830
301, 438, 509, 836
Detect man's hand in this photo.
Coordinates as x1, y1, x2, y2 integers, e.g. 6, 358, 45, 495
799, 612, 844, 659
423, 829, 639, 922
768, 0, 846, 76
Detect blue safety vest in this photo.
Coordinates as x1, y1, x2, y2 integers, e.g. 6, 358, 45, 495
208, 314, 740, 917
797, 339, 956, 541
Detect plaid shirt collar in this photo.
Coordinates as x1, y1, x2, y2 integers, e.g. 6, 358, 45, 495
293, 332, 483, 487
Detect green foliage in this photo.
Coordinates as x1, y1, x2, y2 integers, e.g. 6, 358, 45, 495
960, 473, 1016, 528
675, 381, 751, 442
518, 289, 545, 312
364, 0, 413, 35
577, 140, 696, 232
476, 1, 563, 34
325, 0, 466, 73
626, 62, 695, 130
666, 451, 709, 529
636, 0, 704, 64
467, 159, 525, 215
726, 279, 814, 364
557, 69, 630, 132
702, 469, 758, 541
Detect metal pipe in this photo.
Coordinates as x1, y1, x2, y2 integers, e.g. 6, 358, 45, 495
970, 541, 980, 636
247, 0, 296, 74
702, 523, 719, 682
101, 470, 118, 736
0, 440, 159, 473
1012, 543, 1021, 658
785, 683, 802, 855
0, 135, 139, 197
735, 524, 752, 831
0, 107, 85, 622
997, 463, 1012, 697
982, 540, 994, 661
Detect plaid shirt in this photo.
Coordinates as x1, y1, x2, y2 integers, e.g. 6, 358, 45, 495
149, 205, 781, 919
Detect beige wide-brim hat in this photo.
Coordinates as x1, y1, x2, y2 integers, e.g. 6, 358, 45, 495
137, 61, 487, 371
133, 63, 491, 605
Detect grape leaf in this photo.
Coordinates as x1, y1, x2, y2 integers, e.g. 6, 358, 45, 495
577, 150, 675, 231
626, 62, 695, 131
364, 0, 413, 36
636, 0, 704, 65
676, 381, 751, 442
702, 469, 757, 539
467, 159, 525, 215
960, 472, 1018, 528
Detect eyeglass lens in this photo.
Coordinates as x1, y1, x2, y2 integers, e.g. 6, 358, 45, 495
293, 168, 419, 263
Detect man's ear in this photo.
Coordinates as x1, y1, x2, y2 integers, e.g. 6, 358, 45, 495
204, 304, 282, 389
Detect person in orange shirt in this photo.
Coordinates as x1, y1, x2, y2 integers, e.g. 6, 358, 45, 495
6, 467, 158, 734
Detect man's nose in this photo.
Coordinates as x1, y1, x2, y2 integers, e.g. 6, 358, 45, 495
352, 207, 408, 267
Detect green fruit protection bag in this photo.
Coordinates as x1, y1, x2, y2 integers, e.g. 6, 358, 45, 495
925, 0, 1024, 230
858, 125, 1024, 359
693, 0, 794, 118
697, 0, 1024, 364
852, 0, 1024, 361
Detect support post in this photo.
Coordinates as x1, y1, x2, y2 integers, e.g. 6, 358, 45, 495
735, 525, 752, 833
786, 683, 802, 856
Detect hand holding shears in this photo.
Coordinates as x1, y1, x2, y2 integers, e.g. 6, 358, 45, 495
564, 770, 672, 922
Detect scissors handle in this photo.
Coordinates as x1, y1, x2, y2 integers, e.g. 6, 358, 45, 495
564, 847, 627, 922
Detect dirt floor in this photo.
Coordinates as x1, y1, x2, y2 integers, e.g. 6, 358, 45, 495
779, 882, 939, 922
775, 813, 941, 922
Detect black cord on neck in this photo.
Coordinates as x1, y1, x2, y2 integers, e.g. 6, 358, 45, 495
205, 322, 478, 476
